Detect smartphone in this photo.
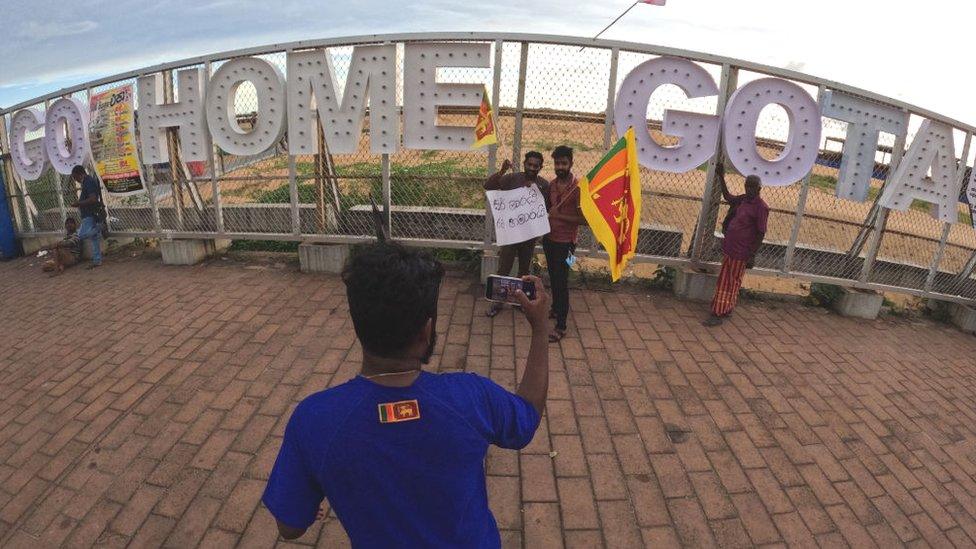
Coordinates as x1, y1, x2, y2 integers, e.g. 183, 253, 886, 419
485, 275, 536, 305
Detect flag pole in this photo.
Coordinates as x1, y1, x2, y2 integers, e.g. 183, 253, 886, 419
579, 0, 641, 51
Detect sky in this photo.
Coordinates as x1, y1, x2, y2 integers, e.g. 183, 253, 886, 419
1, 0, 973, 127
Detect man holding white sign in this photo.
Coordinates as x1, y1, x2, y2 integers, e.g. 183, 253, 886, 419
484, 152, 550, 317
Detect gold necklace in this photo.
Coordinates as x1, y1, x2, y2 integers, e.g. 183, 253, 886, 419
360, 369, 421, 380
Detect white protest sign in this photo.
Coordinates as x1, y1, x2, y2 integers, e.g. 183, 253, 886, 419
486, 184, 550, 246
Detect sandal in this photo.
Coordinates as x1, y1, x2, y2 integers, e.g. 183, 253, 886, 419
548, 328, 566, 343
486, 303, 503, 318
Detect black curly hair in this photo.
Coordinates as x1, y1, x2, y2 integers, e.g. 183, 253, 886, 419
342, 243, 444, 358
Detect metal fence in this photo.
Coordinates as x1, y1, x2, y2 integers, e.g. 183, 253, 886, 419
2, 32, 975, 306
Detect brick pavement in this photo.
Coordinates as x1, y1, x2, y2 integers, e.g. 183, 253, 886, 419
2, 251, 976, 547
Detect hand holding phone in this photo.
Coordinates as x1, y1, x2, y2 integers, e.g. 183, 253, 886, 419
512, 275, 550, 330
486, 275, 536, 305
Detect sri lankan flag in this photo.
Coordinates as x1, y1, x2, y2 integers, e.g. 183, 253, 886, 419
470, 86, 498, 149
378, 399, 421, 424
579, 127, 642, 282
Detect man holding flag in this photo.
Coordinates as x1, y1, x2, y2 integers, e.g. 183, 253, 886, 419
544, 146, 588, 342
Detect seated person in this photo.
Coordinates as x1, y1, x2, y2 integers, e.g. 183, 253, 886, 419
41, 218, 82, 274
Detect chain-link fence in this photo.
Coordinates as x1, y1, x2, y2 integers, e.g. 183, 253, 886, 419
3, 33, 976, 305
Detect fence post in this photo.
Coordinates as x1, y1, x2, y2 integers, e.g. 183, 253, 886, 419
0, 113, 24, 233
783, 85, 826, 273
382, 153, 392, 235
925, 131, 972, 293
484, 39, 504, 250
604, 48, 619, 150
859, 122, 908, 282
690, 63, 738, 263
289, 154, 300, 235
511, 42, 528, 171
204, 60, 225, 235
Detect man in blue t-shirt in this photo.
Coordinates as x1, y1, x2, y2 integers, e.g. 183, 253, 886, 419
69, 165, 105, 268
263, 242, 552, 547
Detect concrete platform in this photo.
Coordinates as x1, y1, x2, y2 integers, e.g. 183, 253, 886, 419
672, 267, 718, 302
298, 242, 350, 274
160, 238, 230, 265
950, 303, 976, 334
832, 287, 884, 319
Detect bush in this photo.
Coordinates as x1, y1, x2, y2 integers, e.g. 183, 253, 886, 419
805, 282, 844, 308
646, 265, 676, 290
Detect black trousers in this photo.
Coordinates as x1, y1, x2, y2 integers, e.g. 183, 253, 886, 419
543, 238, 574, 330
497, 238, 537, 277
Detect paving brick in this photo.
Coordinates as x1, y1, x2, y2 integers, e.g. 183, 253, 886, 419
586, 453, 628, 501
4, 257, 976, 547
787, 486, 836, 535
565, 530, 604, 548
650, 453, 693, 499
689, 471, 735, 520
708, 450, 753, 494
557, 477, 599, 529
667, 498, 717, 548
522, 502, 562, 548
773, 510, 819, 548
550, 434, 587, 477
872, 495, 920, 543
626, 473, 670, 527
214, 478, 266, 533
731, 492, 780, 545
520, 454, 558, 502
111, 484, 165, 537
710, 517, 754, 549
598, 500, 643, 549
165, 495, 221, 547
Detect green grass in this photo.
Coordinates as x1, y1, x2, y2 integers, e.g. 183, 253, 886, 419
809, 174, 837, 193
228, 240, 300, 252
255, 157, 486, 210
811, 174, 932, 214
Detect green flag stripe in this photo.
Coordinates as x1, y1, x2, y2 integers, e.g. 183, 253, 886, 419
586, 135, 628, 181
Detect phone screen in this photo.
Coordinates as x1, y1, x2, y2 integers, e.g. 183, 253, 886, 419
485, 275, 536, 305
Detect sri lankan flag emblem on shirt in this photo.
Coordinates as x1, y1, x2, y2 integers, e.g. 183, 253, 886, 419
579, 127, 643, 282
378, 400, 421, 423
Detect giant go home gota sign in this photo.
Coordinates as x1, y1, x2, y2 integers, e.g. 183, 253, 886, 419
7, 41, 973, 230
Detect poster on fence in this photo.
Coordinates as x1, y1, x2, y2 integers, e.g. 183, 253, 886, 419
486, 184, 550, 246
88, 84, 146, 195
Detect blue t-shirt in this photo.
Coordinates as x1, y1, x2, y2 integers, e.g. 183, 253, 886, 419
262, 371, 540, 548
77, 175, 102, 220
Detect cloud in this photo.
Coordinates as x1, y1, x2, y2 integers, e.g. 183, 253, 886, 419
1, 0, 975, 124
16, 20, 98, 41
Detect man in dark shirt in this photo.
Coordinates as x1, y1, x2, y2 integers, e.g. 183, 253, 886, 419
41, 217, 81, 274
703, 163, 769, 326
263, 242, 552, 546
483, 151, 549, 317
69, 165, 104, 268
544, 145, 587, 342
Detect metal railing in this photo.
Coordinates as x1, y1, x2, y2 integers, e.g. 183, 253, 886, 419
2, 32, 975, 306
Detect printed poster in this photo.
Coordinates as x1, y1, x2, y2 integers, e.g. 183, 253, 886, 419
89, 84, 145, 195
